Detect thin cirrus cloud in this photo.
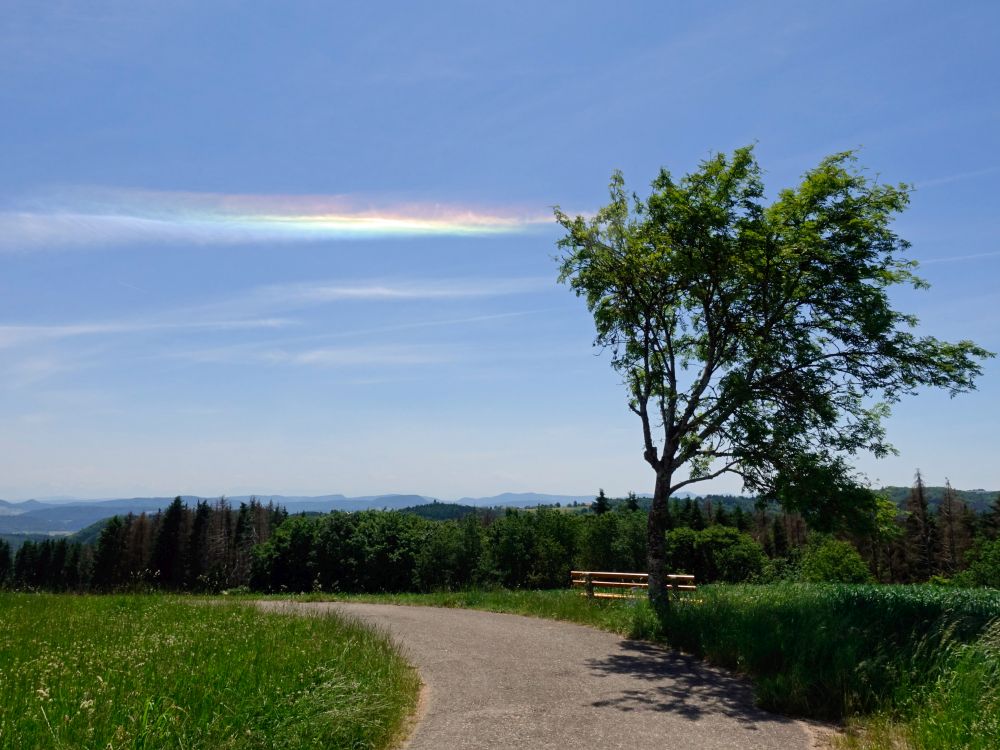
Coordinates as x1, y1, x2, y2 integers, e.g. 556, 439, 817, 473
917, 250, 1000, 265
175, 342, 452, 369
0, 276, 549, 366
242, 277, 553, 309
0, 318, 292, 350
0, 187, 553, 251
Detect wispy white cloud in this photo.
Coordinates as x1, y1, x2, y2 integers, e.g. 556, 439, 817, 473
918, 250, 1000, 265
0, 318, 292, 350
176, 342, 451, 368
915, 167, 1000, 189
243, 277, 551, 309
274, 346, 449, 367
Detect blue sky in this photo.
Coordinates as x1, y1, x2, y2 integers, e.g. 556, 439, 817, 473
1, 1, 998, 500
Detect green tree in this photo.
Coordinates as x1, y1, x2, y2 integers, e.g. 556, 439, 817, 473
92, 515, 128, 590
150, 497, 186, 589
955, 537, 1000, 588
623, 491, 640, 512
592, 489, 611, 515
982, 494, 1000, 541
0, 539, 12, 586
904, 471, 935, 581
555, 147, 991, 608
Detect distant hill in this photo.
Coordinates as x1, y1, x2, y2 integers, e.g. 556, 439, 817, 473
0, 493, 439, 535
69, 518, 112, 546
5, 485, 993, 537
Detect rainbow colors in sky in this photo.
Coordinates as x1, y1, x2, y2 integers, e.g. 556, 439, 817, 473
1, 188, 552, 249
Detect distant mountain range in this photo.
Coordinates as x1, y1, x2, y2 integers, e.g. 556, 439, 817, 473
0, 491, 596, 536
2, 485, 994, 538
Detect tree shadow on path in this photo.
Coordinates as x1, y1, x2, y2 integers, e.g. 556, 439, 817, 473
585, 640, 793, 730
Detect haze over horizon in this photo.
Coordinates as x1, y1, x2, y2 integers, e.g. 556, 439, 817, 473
2, 2, 998, 501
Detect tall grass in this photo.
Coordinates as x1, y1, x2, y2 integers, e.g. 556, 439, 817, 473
659, 584, 1000, 719
0, 594, 419, 750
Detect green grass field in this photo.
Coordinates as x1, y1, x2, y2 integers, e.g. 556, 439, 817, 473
0, 594, 419, 750
321, 584, 1000, 749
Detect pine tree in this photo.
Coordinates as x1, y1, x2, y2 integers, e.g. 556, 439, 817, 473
187, 500, 211, 589
592, 489, 611, 515
623, 492, 640, 512
937, 480, 972, 575
689, 500, 706, 531
0, 539, 11, 586
732, 505, 750, 532
93, 516, 128, 589
903, 471, 935, 581
151, 497, 187, 589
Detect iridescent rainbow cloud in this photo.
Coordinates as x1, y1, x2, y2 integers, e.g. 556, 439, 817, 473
0, 187, 553, 250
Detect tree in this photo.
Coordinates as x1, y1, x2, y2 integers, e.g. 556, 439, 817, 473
0, 539, 11, 586
555, 147, 992, 609
150, 497, 186, 588
904, 471, 935, 581
982, 494, 1000, 541
623, 491, 640, 512
937, 479, 972, 576
592, 489, 611, 515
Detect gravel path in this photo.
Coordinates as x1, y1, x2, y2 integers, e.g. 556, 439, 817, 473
261, 602, 814, 750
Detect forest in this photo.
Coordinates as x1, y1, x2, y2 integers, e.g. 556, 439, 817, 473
2, 473, 999, 594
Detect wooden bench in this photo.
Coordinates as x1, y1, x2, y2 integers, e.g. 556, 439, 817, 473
570, 570, 696, 599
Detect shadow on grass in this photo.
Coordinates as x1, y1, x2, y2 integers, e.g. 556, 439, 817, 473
585, 639, 793, 729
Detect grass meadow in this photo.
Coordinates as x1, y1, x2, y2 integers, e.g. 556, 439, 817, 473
0, 594, 418, 750
327, 584, 1000, 750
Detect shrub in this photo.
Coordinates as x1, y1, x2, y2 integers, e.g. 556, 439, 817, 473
664, 526, 765, 583
800, 536, 874, 584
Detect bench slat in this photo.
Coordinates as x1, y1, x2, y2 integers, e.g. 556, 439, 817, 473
570, 571, 649, 579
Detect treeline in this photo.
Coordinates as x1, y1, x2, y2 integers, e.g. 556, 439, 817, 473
0, 498, 286, 591
250, 500, 806, 592
2, 475, 999, 593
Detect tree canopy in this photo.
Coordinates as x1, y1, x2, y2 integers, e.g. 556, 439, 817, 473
555, 147, 992, 604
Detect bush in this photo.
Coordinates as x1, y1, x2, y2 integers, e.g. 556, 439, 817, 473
799, 536, 874, 584
664, 526, 765, 583
955, 538, 1000, 588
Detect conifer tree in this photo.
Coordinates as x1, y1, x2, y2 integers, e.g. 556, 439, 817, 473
151, 497, 186, 588
732, 505, 750, 532
187, 500, 211, 589
937, 480, 972, 575
93, 516, 128, 589
903, 471, 935, 581
0, 539, 11, 585
623, 492, 640, 512
592, 489, 611, 515
689, 500, 706, 531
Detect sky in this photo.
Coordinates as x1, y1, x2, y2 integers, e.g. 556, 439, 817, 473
1, 1, 998, 501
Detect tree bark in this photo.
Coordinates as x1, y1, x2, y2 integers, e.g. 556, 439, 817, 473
646, 470, 673, 615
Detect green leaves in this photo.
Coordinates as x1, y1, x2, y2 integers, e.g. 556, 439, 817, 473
556, 146, 994, 526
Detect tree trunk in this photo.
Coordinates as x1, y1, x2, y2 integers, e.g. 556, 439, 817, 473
646, 471, 673, 615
